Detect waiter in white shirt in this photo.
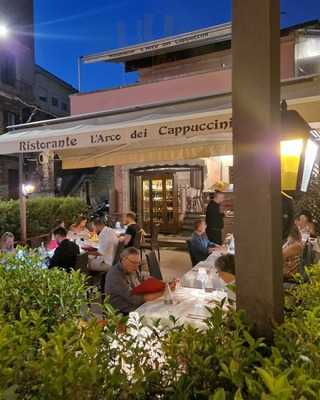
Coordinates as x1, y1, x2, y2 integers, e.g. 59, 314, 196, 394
88, 217, 119, 272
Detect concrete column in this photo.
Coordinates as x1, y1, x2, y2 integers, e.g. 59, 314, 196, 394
233, 0, 283, 336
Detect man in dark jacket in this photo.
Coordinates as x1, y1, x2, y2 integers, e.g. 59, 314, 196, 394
205, 191, 225, 245
48, 227, 80, 272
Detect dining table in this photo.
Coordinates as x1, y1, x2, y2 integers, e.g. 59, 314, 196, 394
135, 286, 228, 329
134, 247, 236, 329
181, 250, 226, 289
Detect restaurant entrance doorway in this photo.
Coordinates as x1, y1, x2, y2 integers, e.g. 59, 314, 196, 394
141, 173, 176, 233
130, 165, 204, 234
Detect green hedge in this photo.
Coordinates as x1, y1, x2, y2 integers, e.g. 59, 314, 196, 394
1, 251, 320, 399
0, 197, 88, 239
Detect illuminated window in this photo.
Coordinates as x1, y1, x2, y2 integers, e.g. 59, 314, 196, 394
295, 35, 320, 76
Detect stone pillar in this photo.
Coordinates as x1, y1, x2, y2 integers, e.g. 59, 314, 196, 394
233, 0, 283, 336
114, 165, 125, 217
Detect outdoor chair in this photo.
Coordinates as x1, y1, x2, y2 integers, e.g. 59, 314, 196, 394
113, 241, 125, 265
133, 228, 145, 248
140, 224, 160, 260
75, 252, 105, 293
28, 234, 50, 249
186, 239, 197, 267
303, 242, 314, 267
146, 250, 163, 280
75, 253, 89, 273
284, 253, 310, 289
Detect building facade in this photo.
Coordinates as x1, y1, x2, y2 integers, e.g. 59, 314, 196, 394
0, 0, 76, 199
34, 65, 75, 119
67, 21, 320, 233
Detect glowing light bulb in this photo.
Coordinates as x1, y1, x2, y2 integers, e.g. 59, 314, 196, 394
0, 25, 9, 39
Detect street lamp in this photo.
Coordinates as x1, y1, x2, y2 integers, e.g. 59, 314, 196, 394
0, 25, 9, 39
20, 182, 35, 244
280, 100, 319, 193
22, 183, 35, 197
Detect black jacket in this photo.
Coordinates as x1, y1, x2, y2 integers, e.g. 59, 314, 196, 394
206, 200, 224, 230
48, 239, 80, 272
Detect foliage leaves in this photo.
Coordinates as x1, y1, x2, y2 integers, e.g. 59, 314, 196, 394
0, 252, 320, 398
0, 197, 87, 239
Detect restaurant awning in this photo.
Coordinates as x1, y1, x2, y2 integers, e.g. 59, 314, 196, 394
0, 94, 233, 169
1, 92, 319, 169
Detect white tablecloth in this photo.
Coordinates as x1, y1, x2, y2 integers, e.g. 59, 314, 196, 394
181, 251, 226, 289
135, 287, 228, 329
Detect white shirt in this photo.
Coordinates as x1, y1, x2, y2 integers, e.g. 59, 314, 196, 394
98, 227, 119, 266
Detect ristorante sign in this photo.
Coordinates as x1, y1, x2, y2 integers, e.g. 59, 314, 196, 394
1, 113, 233, 155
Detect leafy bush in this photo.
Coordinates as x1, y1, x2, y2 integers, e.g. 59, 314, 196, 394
1, 251, 320, 399
0, 251, 88, 330
0, 197, 87, 239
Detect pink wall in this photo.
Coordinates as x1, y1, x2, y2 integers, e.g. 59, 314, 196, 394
71, 37, 295, 115
280, 36, 295, 79
71, 69, 232, 115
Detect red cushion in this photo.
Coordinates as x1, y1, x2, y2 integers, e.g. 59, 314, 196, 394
132, 277, 165, 295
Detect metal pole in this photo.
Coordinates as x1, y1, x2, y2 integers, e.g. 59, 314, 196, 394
233, 0, 283, 337
77, 56, 82, 92
19, 153, 27, 243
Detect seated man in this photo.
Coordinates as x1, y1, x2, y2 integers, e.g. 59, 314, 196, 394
48, 227, 80, 272
89, 218, 119, 272
190, 220, 215, 264
105, 247, 163, 315
123, 211, 142, 248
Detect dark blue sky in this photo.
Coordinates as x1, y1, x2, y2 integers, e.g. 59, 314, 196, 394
34, 0, 320, 92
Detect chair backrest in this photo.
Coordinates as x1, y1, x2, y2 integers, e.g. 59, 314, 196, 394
303, 242, 314, 267
146, 251, 163, 280
133, 228, 145, 248
186, 239, 197, 267
113, 241, 125, 266
75, 253, 89, 273
151, 224, 160, 243
28, 234, 50, 249
298, 257, 310, 283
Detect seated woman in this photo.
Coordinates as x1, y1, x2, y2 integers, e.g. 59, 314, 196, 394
190, 220, 216, 264
295, 210, 316, 238
0, 232, 16, 254
215, 254, 235, 284
68, 216, 90, 241
282, 225, 304, 281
